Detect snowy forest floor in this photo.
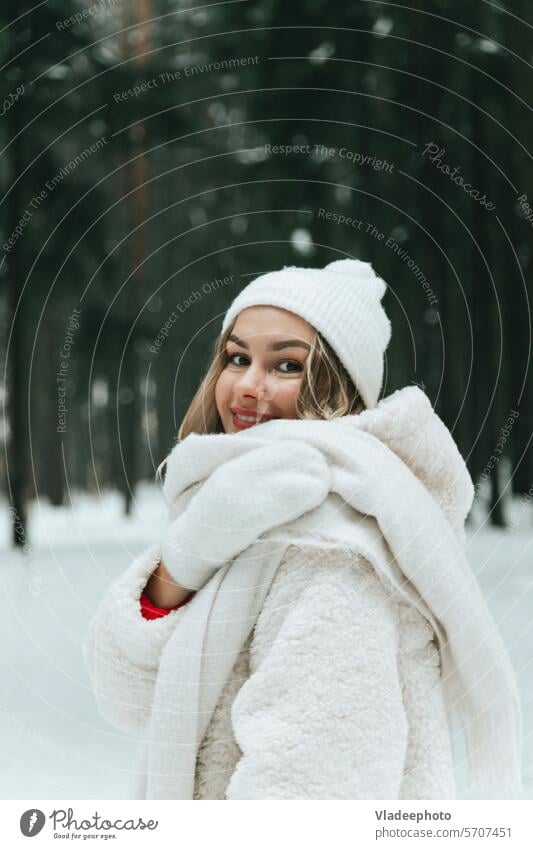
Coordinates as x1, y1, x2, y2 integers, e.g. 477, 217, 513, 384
0, 485, 531, 800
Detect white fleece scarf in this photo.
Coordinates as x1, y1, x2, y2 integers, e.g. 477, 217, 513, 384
134, 387, 523, 800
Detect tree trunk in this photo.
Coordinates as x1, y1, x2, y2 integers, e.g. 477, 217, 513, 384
6, 69, 28, 545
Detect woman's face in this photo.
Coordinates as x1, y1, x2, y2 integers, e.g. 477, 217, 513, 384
215, 306, 315, 433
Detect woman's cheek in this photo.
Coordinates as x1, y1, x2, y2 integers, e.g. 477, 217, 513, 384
215, 371, 231, 411
277, 379, 301, 417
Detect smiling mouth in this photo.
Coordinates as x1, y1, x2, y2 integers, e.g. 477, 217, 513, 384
230, 408, 275, 426
235, 412, 269, 423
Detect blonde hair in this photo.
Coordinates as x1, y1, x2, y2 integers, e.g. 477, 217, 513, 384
156, 316, 365, 479
177, 318, 365, 440
156, 317, 365, 480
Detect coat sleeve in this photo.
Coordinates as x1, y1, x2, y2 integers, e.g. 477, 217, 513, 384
225, 546, 409, 799
82, 543, 187, 735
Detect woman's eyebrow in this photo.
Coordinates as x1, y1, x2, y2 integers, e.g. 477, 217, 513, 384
269, 339, 311, 352
228, 334, 311, 351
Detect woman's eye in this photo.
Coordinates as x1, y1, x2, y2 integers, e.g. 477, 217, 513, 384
226, 352, 249, 366
224, 352, 302, 373
277, 360, 303, 374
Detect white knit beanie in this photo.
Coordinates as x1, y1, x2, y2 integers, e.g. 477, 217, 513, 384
220, 258, 392, 409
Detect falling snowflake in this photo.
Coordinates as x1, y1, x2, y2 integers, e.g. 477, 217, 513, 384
290, 228, 315, 256
308, 41, 336, 66
373, 18, 394, 36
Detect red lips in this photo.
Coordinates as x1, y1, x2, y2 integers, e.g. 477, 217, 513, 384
230, 406, 274, 429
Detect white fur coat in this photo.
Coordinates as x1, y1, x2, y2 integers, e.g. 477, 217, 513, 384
84, 539, 455, 799
82, 386, 522, 799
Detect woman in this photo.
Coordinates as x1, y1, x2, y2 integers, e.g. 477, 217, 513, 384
83, 258, 523, 800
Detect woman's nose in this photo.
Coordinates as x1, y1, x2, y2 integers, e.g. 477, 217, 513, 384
236, 364, 272, 399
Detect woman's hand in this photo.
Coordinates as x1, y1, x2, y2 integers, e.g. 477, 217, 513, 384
161, 440, 331, 591
144, 560, 195, 609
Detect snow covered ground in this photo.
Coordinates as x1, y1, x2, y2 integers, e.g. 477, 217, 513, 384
0, 485, 531, 800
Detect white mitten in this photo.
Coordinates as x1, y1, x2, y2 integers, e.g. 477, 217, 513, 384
161, 440, 331, 591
